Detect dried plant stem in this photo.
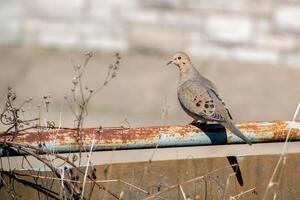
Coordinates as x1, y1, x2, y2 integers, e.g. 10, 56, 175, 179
81, 137, 95, 199
1, 171, 60, 200
60, 167, 65, 199
142, 164, 238, 200
10, 144, 79, 197
229, 187, 256, 200
13, 172, 168, 200
262, 102, 300, 200
179, 185, 187, 200
222, 173, 235, 200
0, 140, 120, 199
0, 53, 122, 199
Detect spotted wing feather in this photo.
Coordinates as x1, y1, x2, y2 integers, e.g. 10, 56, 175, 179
209, 89, 233, 120
178, 81, 226, 122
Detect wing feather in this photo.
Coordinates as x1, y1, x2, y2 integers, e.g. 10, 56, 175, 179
178, 81, 226, 122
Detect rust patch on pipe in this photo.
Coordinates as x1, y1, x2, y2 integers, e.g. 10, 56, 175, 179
1, 121, 300, 152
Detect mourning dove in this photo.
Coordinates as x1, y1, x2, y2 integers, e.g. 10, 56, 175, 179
167, 52, 252, 145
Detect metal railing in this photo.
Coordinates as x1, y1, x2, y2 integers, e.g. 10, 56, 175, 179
1, 120, 299, 157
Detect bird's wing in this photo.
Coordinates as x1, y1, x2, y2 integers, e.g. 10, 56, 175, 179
209, 89, 233, 120
201, 76, 233, 120
178, 81, 226, 122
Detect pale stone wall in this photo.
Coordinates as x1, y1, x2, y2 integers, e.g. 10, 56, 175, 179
1, 0, 300, 66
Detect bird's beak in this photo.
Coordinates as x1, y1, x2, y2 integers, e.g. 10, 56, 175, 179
166, 60, 172, 66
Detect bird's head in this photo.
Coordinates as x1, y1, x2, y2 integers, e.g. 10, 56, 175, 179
166, 52, 191, 69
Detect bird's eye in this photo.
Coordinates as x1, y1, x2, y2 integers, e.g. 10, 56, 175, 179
178, 56, 181, 60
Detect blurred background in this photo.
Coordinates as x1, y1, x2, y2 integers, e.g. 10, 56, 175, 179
0, 0, 300, 130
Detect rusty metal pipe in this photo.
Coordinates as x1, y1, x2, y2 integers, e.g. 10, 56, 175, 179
0, 121, 299, 157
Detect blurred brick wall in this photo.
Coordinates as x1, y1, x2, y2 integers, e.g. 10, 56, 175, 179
1, 0, 300, 66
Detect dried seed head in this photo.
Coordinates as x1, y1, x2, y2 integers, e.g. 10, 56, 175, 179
113, 64, 119, 70
97, 126, 103, 134
115, 53, 121, 60
72, 154, 78, 162
10, 92, 17, 101
72, 77, 78, 85
43, 95, 50, 100
25, 97, 33, 103
47, 121, 55, 128
92, 171, 97, 179
108, 64, 113, 69
76, 64, 81, 69
85, 52, 94, 57
43, 95, 51, 106
112, 71, 117, 78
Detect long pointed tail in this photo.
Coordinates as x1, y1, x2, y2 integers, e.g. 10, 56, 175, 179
222, 121, 252, 145
227, 156, 244, 186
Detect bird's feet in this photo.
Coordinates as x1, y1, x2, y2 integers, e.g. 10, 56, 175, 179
190, 120, 207, 127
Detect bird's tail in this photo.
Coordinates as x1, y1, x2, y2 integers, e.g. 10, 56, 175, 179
222, 121, 252, 145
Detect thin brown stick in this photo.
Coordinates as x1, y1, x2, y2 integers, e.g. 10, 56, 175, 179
13, 172, 169, 199
262, 102, 300, 200
222, 173, 235, 200
229, 187, 256, 200
142, 164, 238, 200
179, 185, 187, 200
1, 171, 60, 200
0, 140, 120, 199
9, 145, 79, 197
